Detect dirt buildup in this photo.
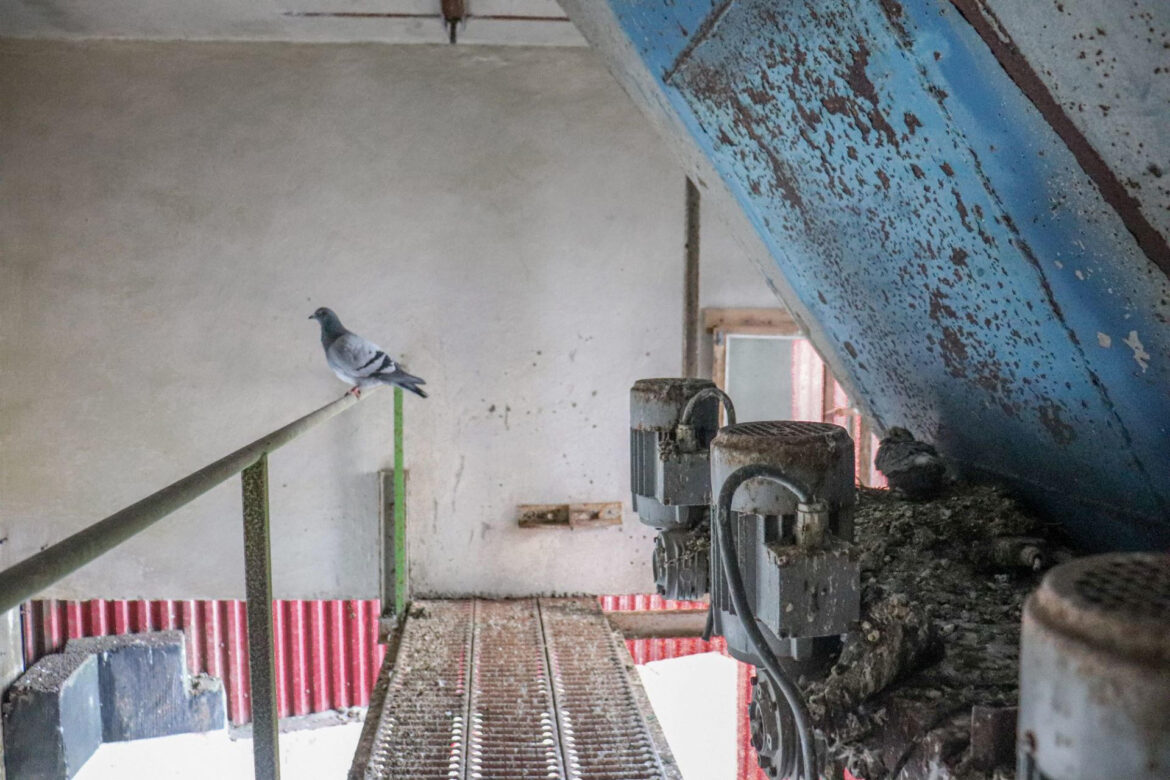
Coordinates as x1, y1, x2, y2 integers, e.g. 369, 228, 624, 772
799, 484, 1068, 780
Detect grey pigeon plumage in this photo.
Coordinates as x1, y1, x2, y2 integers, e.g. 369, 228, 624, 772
309, 307, 427, 398
875, 427, 944, 500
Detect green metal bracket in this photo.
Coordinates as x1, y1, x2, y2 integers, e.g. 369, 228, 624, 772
393, 387, 407, 616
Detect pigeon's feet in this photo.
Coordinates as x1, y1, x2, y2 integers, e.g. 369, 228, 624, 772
347, 386, 362, 399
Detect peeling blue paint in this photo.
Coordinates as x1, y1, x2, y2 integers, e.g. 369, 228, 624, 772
570, 0, 1170, 548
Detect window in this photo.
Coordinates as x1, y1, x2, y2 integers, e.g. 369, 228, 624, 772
704, 308, 881, 486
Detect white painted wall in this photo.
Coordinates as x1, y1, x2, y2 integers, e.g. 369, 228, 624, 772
0, 39, 780, 599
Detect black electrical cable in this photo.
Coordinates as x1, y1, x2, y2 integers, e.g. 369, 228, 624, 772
715, 464, 818, 780
679, 386, 736, 428
686, 386, 733, 644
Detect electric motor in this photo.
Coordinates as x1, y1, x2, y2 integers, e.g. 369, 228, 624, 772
629, 378, 722, 599
630, 378, 720, 529
708, 421, 859, 663
1017, 553, 1170, 780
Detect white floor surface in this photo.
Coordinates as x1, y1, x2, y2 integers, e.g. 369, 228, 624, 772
73, 653, 736, 780
636, 652, 739, 780
74, 721, 364, 780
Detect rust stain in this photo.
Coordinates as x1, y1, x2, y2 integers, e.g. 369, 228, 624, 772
878, 0, 910, 42
952, 187, 972, 230
684, 60, 812, 223
1037, 402, 1077, 445
844, 44, 900, 147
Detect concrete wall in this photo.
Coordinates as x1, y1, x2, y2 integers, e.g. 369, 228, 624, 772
0, 39, 778, 599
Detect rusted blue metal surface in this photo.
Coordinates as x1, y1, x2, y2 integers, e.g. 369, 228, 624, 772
565, 0, 1169, 549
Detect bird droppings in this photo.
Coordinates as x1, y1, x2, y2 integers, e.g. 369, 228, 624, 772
800, 483, 1068, 780
1122, 329, 1150, 372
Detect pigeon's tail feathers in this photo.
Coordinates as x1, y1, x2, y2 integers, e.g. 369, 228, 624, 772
402, 382, 428, 399
378, 368, 428, 399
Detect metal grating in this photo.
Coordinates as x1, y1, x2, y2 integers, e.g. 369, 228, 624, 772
365, 600, 473, 779
722, 420, 841, 439
363, 598, 674, 780
1073, 555, 1170, 618
540, 600, 666, 780
469, 599, 563, 779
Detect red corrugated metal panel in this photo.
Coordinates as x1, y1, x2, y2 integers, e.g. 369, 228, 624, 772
824, 378, 887, 489
21, 599, 386, 726
792, 338, 827, 422
308, 600, 330, 714
226, 601, 250, 723
735, 661, 763, 780
329, 600, 349, 709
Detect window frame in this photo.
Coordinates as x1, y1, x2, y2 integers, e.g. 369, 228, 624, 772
702, 307, 878, 486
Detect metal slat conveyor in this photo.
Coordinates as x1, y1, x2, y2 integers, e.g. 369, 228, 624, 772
354, 598, 681, 780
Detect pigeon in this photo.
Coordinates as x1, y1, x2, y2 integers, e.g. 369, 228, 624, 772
875, 427, 945, 500
309, 307, 427, 398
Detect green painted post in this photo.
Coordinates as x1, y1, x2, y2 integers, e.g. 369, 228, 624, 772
393, 387, 406, 616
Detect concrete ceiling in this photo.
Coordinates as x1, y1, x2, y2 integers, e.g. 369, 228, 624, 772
0, 0, 585, 45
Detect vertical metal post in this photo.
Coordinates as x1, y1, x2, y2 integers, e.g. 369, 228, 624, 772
0, 606, 25, 780
379, 470, 396, 617
683, 177, 701, 378
441, 0, 464, 43
241, 454, 280, 780
393, 387, 407, 616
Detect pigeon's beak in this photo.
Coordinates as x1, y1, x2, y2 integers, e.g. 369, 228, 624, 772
308, 314, 315, 320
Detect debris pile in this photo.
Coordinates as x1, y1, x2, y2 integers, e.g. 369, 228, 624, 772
802, 484, 1066, 780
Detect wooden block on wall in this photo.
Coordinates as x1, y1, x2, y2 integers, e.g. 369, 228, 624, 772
517, 502, 622, 529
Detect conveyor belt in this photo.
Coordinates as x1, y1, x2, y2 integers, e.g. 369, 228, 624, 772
354, 598, 680, 780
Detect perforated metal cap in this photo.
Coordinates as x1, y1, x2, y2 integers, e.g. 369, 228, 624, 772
720, 420, 844, 440
711, 420, 854, 516
1073, 555, 1170, 618
1030, 553, 1170, 663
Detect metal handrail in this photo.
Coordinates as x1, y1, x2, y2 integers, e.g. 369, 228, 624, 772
0, 388, 375, 780
0, 391, 365, 612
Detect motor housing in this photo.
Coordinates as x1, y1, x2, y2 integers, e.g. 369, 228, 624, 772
709, 421, 859, 663
1017, 553, 1170, 780
629, 378, 720, 599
